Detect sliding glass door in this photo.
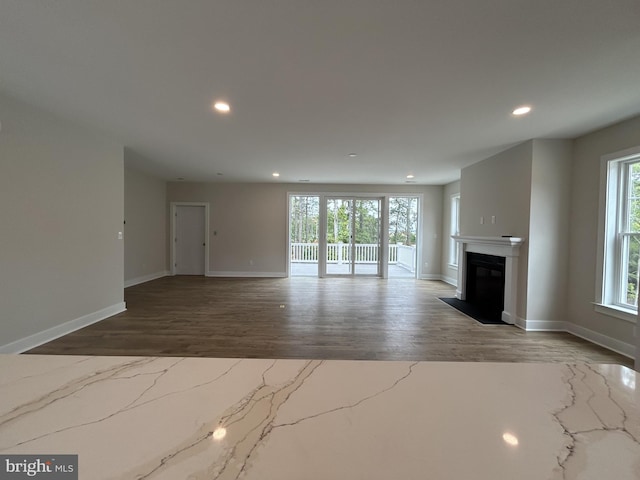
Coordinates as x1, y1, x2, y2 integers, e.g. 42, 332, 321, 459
325, 197, 382, 276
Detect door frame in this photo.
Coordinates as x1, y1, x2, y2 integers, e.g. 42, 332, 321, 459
170, 202, 210, 276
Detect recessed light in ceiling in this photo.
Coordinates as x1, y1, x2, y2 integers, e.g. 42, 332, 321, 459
213, 101, 231, 113
177, 177, 185, 181
299, 179, 310, 182
216, 172, 223, 176
502, 432, 519, 446
512, 105, 532, 116
272, 172, 280, 177
348, 153, 357, 158
406, 174, 415, 179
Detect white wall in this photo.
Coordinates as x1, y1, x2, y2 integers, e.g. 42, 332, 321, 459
0, 92, 124, 351
460, 141, 533, 238
568, 115, 640, 354
124, 155, 168, 286
166, 182, 443, 277
527, 140, 572, 323
460, 141, 533, 318
441, 180, 460, 285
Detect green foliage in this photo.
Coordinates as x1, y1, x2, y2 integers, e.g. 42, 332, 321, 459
290, 196, 419, 253
290, 196, 319, 243
625, 162, 640, 306
326, 199, 380, 244
389, 197, 418, 245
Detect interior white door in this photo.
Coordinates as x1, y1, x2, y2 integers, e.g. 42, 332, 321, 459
175, 205, 206, 275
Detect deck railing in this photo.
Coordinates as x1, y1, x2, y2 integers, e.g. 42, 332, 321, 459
290, 242, 415, 271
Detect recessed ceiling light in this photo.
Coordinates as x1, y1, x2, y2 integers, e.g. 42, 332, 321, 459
213, 101, 231, 113
348, 153, 357, 158
512, 105, 532, 116
299, 179, 310, 182
177, 177, 185, 181
216, 172, 223, 176
502, 432, 519, 446
272, 172, 280, 177
406, 174, 415, 179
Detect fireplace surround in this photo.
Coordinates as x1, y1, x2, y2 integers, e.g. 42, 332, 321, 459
452, 236, 525, 325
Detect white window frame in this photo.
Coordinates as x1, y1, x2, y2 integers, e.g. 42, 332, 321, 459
449, 194, 460, 267
595, 146, 640, 324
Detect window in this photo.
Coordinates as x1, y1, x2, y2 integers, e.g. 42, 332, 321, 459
598, 147, 640, 322
449, 194, 460, 267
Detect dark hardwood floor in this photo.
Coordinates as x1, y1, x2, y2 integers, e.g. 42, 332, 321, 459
28, 276, 632, 366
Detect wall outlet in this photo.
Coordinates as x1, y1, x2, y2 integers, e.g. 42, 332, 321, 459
480, 216, 484, 225
249, 259, 254, 266
491, 216, 496, 224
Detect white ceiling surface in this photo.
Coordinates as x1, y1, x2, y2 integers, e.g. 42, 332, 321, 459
1, 1, 639, 185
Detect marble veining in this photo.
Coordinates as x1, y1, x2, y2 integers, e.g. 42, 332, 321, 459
1, 355, 638, 479
552, 364, 640, 479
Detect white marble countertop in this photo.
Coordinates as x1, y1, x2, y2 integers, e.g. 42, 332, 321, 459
1, 355, 638, 479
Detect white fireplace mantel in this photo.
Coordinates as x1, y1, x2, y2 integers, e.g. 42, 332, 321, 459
452, 235, 526, 325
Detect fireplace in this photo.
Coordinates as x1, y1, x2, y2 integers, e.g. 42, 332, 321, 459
452, 235, 525, 325
465, 252, 505, 321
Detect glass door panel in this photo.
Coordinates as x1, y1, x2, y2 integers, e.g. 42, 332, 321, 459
354, 199, 381, 275
388, 196, 419, 278
289, 195, 320, 276
325, 197, 381, 276
326, 198, 353, 275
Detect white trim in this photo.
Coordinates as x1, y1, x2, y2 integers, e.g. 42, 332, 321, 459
440, 274, 457, 286
420, 274, 443, 281
170, 202, 210, 276
452, 235, 525, 247
513, 317, 634, 359
601, 145, 640, 164
566, 322, 635, 359
594, 303, 638, 324
124, 270, 170, 288
206, 271, 287, 278
0, 302, 127, 354
449, 193, 460, 266
516, 318, 567, 331
596, 145, 640, 317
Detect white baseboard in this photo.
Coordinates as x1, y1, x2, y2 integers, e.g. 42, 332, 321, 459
565, 323, 635, 359
512, 317, 635, 359
206, 271, 287, 278
0, 302, 127, 354
440, 275, 457, 286
124, 270, 169, 288
516, 318, 567, 332
420, 274, 443, 280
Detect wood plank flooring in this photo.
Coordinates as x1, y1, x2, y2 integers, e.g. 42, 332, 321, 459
28, 276, 632, 366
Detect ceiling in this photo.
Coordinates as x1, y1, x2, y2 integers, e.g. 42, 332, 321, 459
1, 0, 639, 185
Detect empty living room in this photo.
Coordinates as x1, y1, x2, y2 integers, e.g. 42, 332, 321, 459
1, 1, 640, 478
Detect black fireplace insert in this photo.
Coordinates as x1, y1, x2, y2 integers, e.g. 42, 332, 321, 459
465, 252, 505, 321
